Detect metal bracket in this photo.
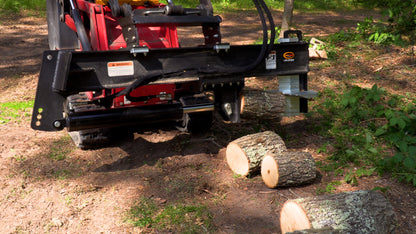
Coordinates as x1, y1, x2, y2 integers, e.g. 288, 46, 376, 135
213, 43, 230, 53
130, 46, 149, 56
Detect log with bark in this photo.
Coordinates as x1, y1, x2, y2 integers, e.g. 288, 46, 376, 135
240, 88, 285, 119
226, 131, 286, 176
286, 227, 342, 234
280, 190, 397, 234
261, 151, 316, 188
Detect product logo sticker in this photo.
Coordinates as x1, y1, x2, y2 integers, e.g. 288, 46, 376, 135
283, 52, 295, 62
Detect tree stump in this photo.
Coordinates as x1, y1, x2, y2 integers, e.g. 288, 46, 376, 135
226, 131, 286, 176
240, 89, 285, 119
261, 151, 316, 188
280, 190, 397, 234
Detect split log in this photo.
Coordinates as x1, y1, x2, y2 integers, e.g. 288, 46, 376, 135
240, 89, 285, 119
261, 151, 316, 188
226, 131, 286, 176
280, 190, 397, 234
309, 38, 328, 60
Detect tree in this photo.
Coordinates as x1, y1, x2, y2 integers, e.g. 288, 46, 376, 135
280, 0, 294, 38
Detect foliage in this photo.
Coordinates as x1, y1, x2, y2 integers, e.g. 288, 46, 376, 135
0, 100, 34, 124
0, 0, 45, 13
356, 17, 404, 45
357, 0, 416, 44
126, 197, 214, 233
360, 0, 416, 36
309, 85, 416, 186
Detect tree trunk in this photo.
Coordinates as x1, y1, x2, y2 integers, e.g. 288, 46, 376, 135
280, 0, 294, 38
240, 89, 285, 119
226, 131, 286, 176
261, 151, 316, 188
280, 190, 397, 234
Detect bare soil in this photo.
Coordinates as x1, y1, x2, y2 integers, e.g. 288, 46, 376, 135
1, 10, 415, 233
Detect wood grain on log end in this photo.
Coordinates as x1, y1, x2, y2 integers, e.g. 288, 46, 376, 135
226, 142, 250, 176
226, 131, 287, 177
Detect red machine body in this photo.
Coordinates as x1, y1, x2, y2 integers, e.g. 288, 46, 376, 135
63, 1, 186, 109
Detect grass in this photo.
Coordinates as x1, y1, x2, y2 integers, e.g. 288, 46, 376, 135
47, 136, 74, 161
0, 100, 34, 124
0, 0, 45, 12
126, 197, 214, 233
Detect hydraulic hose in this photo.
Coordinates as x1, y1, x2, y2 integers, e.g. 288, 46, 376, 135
68, 0, 92, 51
101, 0, 276, 103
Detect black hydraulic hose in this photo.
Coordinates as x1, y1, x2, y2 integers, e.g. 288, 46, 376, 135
68, 0, 92, 51
101, 0, 274, 103
259, 0, 275, 53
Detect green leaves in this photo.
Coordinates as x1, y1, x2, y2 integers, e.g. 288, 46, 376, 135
310, 84, 416, 186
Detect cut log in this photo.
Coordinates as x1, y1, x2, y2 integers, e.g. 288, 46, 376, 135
226, 131, 286, 176
240, 89, 285, 119
261, 151, 316, 188
286, 227, 342, 234
280, 190, 397, 234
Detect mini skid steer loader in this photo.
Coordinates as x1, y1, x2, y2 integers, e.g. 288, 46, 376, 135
31, 0, 316, 148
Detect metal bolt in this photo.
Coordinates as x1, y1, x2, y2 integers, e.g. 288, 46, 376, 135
53, 121, 62, 128
223, 103, 232, 116
47, 55, 53, 60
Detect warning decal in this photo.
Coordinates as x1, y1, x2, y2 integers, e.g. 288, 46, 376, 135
265, 51, 277, 70
108, 61, 134, 77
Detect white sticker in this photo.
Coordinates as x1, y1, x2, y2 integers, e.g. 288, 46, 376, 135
108, 61, 134, 77
265, 51, 277, 70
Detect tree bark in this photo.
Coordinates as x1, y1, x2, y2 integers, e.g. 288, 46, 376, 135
261, 151, 316, 188
286, 227, 342, 234
240, 88, 285, 119
226, 131, 286, 176
280, 0, 294, 38
280, 190, 397, 234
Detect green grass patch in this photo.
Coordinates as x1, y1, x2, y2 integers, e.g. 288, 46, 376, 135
126, 197, 214, 233
0, 0, 45, 13
47, 136, 74, 161
0, 100, 34, 124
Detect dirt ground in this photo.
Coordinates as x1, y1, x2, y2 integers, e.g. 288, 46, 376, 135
1, 9, 416, 233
